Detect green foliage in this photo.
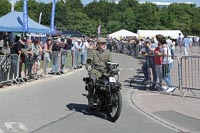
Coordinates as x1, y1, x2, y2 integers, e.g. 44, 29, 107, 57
135, 3, 160, 30
0, 0, 200, 36
0, 0, 11, 16
117, 0, 139, 12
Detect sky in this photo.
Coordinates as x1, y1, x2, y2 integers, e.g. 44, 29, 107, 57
140, 0, 199, 6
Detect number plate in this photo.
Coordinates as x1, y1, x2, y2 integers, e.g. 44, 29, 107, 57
109, 77, 116, 83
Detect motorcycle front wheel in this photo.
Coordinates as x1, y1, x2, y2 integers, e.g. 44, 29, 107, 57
106, 90, 122, 122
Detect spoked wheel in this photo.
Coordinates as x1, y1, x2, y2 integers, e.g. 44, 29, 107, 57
106, 90, 122, 122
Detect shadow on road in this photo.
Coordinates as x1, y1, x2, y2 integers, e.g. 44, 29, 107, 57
123, 77, 147, 91
66, 103, 109, 121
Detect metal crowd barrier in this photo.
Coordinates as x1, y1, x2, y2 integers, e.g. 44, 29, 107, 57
0, 49, 76, 87
134, 54, 200, 97
180, 56, 200, 96
0, 54, 11, 84
11, 54, 23, 84
170, 57, 181, 88
72, 48, 84, 68
0, 54, 22, 86
142, 55, 182, 92
42, 50, 73, 77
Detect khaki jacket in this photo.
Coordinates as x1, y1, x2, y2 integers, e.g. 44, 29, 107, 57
86, 49, 112, 78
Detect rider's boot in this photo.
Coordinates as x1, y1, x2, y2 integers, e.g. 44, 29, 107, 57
88, 97, 96, 106
88, 84, 97, 106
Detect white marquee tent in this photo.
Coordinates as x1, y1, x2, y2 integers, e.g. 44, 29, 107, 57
108, 29, 138, 39
137, 30, 183, 39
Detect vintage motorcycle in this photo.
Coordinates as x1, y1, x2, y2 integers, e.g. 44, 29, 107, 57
83, 61, 122, 122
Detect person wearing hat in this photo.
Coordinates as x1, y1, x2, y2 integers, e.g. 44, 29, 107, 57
85, 37, 112, 106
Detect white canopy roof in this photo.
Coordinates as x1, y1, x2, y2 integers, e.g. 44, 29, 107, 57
137, 30, 183, 39
108, 29, 138, 39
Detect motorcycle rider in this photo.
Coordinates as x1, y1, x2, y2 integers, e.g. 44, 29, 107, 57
85, 37, 112, 106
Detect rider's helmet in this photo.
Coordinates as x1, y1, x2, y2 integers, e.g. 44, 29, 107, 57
97, 37, 106, 43
96, 37, 107, 50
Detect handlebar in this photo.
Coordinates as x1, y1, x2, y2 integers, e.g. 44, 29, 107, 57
106, 62, 119, 66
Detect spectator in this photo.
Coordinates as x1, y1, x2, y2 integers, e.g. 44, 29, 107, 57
166, 36, 174, 59
140, 40, 156, 87
32, 39, 43, 78
177, 33, 183, 52
81, 39, 89, 65
10, 35, 22, 80
171, 39, 176, 59
88, 38, 96, 50
150, 37, 157, 50
24, 39, 34, 80
43, 39, 52, 74
71, 38, 75, 68
182, 35, 192, 56
166, 36, 173, 47
51, 39, 60, 73
74, 39, 82, 67
160, 37, 175, 92
60, 38, 68, 73
154, 42, 163, 88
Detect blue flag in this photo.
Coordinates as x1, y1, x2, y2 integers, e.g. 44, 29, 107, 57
23, 0, 28, 32
17, 16, 23, 26
50, 0, 56, 34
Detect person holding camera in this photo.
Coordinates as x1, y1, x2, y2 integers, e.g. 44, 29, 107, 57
140, 40, 156, 88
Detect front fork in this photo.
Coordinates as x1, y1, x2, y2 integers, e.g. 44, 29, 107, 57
106, 85, 112, 105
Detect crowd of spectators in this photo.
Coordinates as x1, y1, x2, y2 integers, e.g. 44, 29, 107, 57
0, 32, 199, 89
0, 33, 102, 88
107, 33, 199, 92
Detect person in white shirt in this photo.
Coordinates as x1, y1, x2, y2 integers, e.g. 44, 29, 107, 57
74, 39, 82, 67
80, 39, 86, 65
177, 33, 183, 52
71, 38, 75, 67
160, 37, 175, 92
166, 36, 174, 59
81, 39, 91, 65
166, 36, 173, 47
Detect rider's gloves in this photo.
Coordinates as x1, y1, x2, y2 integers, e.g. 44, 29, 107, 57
87, 65, 92, 72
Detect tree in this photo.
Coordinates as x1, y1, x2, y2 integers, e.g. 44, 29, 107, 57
15, 0, 43, 22
119, 8, 137, 32
0, 0, 11, 16
163, 3, 196, 34
117, 0, 138, 12
1, 0, 200, 36
190, 7, 200, 35
135, 3, 160, 30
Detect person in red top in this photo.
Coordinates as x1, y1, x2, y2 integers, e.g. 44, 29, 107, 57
154, 43, 163, 87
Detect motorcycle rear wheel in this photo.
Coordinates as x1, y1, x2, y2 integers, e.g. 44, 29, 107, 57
106, 90, 122, 122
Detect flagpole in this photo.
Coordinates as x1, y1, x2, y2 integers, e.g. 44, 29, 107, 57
11, 0, 15, 11
39, 12, 42, 24
50, 0, 56, 34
